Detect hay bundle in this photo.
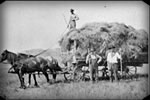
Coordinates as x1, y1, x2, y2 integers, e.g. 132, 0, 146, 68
59, 22, 148, 63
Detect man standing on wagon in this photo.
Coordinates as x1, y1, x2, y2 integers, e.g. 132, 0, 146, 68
107, 47, 122, 82
86, 48, 102, 83
67, 9, 79, 30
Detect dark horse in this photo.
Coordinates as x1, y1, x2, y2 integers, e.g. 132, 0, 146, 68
0, 50, 40, 88
0, 50, 62, 89
12, 56, 62, 88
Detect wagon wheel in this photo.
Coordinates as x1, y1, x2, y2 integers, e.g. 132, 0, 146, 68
63, 67, 74, 81
124, 66, 137, 80
63, 65, 84, 81
64, 71, 74, 81
73, 67, 84, 82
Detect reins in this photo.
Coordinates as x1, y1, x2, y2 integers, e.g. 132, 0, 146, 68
33, 48, 50, 57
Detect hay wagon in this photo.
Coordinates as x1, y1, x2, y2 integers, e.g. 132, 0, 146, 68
63, 52, 148, 81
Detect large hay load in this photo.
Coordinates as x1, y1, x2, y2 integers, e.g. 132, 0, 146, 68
59, 22, 148, 65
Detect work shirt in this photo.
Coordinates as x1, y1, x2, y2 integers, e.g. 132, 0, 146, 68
86, 53, 102, 64
107, 52, 121, 63
70, 14, 79, 21
68, 14, 79, 30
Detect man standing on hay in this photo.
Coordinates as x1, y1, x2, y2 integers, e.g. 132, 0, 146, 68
67, 9, 79, 30
107, 46, 122, 82
86, 48, 102, 82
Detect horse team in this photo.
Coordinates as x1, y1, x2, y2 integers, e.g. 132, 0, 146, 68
0, 50, 63, 89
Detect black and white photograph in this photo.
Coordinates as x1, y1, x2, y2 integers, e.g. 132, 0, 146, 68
0, 1, 149, 99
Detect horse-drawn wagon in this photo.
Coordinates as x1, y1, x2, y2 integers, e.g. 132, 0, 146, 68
0, 49, 148, 88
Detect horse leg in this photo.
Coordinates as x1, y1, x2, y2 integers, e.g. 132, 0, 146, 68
17, 73, 23, 88
52, 72, 57, 83
22, 75, 25, 87
18, 71, 26, 89
43, 71, 50, 83
33, 74, 39, 87
27, 74, 32, 88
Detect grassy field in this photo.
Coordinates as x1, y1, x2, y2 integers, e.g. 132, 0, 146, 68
0, 63, 149, 99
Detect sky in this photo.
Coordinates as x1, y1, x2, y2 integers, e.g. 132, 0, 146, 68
0, 1, 149, 53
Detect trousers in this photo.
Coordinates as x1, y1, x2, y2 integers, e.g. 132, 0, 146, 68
107, 62, 119, 82
89, 59, 99, 82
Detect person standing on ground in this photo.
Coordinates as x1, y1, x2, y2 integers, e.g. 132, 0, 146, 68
86, 48, 102, 82
67, 9, 79, 30
107, 47, 122, 82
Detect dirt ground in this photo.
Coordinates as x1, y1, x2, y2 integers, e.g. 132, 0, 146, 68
0, 64, 149, 99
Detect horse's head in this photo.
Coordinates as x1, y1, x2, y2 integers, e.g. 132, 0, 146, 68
44, 56, 62, 71
0, 50, 9, 62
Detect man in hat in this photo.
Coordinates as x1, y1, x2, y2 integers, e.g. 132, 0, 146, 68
86, 48, 102, 82
67, 9, 79, 30
106, 47, 122, 82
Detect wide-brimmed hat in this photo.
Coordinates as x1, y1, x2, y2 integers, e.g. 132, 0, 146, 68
108, 46, 115, 49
